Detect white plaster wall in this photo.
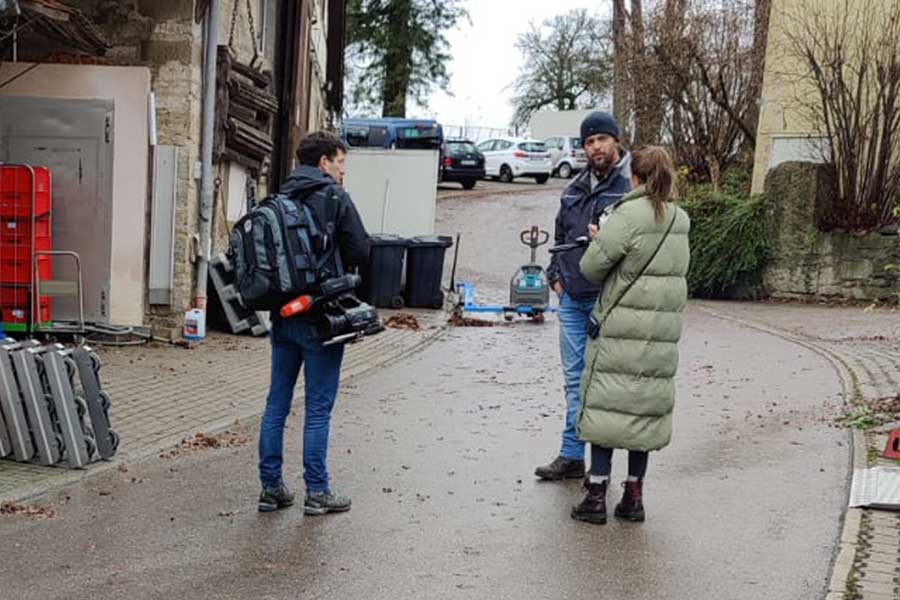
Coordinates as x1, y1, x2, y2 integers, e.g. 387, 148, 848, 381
0, 63, 151, 325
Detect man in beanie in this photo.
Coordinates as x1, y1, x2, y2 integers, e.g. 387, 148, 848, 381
535, 111, 632, 481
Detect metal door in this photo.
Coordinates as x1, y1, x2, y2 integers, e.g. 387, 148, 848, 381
0, 96, 114, 324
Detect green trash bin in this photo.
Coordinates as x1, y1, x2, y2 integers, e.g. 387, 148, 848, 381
404, 235, 453, 308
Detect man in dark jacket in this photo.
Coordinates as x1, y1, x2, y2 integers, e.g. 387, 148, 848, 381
535, 112, 632, 481
258, 131, 370, 515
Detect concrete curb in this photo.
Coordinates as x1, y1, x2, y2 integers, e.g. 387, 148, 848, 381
693, 303, 863, 600
0, 322, 449, 506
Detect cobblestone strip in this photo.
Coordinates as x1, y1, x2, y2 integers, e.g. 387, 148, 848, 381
0, 320, 447, 504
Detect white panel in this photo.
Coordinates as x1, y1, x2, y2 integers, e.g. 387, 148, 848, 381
529, 109, 600, 140
149, 146, 177, 305
850, 467, 900, 509
226, 163, 248, 223
768, 136, 828, 169
343, 149, 439, 237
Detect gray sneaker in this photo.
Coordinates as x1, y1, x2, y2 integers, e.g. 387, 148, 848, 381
258, 484, 295, 513
304, 489, 352, 515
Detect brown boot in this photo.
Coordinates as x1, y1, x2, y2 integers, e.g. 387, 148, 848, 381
614, 480, 645, 522
534, 455, 585, 481
571, 479, 607, 524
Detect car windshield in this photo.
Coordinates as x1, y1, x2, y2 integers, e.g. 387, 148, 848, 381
518, 142, 547, 153
570, 137, 583, 149
447, 142, 478, 154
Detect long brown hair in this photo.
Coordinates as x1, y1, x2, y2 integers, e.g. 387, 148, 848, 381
631, 146, 676, 222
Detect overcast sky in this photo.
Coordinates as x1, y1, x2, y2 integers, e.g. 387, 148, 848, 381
416, 0, 611, 129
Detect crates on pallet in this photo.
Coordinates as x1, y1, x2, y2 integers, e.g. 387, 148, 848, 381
0, 165, 53, 332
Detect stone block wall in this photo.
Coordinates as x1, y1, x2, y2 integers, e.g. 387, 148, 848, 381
763, 162, 900, 301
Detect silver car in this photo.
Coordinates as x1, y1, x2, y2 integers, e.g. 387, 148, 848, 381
542, 136, 588, 179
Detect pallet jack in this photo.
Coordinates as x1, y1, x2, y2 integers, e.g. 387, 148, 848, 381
452, 226, 558, 323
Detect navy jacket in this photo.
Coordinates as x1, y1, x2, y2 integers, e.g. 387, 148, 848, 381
547, 152, 632, 301
280, 165, 371, 270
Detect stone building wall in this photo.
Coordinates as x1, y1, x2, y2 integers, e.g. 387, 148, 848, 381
14, 0, 335, 335
763, 162, 900, 301
19, 0, 274, 335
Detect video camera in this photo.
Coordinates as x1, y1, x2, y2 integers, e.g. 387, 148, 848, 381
280, 274, 384, 346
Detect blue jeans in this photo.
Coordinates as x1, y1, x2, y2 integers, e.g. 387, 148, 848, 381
557, 291, 597, 460
258, 317, 344, 493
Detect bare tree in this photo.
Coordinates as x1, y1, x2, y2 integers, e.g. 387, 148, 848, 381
785, 0, 900, 232
647, 0, 759, 189
613, 0, 630, 140
509, 9, 612, 129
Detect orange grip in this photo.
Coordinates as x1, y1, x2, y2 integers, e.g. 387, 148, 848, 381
280, 295, 313, 318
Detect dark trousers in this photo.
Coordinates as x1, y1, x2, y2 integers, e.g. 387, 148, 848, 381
590, 445, 649, 479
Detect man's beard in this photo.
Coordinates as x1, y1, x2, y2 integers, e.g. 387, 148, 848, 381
589, 154, 614, 176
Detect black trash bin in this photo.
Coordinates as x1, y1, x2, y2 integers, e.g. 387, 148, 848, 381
360, 234, 408, 309
404, 235, 454, 308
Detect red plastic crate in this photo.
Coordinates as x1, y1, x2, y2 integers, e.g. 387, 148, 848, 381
0, 255, 51, 284
0, 166, 51, 218
0, 285, 49, 306
0, 236, 51, 259
0, 216, 51, 242
1, 298, 51, 325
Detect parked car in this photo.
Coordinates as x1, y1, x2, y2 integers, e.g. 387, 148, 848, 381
542, 135, 587, 179
476, 137, 552, 184
341, 117, 443, 150
439, 139, 485, 189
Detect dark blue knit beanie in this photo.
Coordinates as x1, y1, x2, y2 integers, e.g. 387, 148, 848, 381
580, 111, 620, 144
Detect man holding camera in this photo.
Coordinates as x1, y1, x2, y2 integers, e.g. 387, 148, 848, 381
535, 112, 632, 481
258, 131, 370, 515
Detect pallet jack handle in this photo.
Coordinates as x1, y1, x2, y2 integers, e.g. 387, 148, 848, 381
520, 226, 549, 263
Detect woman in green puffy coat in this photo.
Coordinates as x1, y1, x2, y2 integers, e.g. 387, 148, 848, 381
571, 146, 691, 525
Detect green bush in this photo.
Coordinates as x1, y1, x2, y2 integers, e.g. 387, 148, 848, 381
680, 184, 770, 298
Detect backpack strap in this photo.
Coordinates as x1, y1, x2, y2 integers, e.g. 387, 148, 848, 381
290, 183, 345, 278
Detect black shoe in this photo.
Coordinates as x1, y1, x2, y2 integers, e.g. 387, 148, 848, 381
614, 480, 646, 522
571, 480, 608, 524
534, 455, 585, 481
258, 484, 295, 513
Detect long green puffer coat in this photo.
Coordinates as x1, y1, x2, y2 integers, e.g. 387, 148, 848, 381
577, 185, 691, 452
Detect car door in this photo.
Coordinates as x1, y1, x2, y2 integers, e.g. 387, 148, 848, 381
544, 137, 561, 169
496, 140, 514, 170
478, 140, 497, 175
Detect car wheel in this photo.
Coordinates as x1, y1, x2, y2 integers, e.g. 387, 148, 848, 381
535, 174, 549, 184
558, 163, 573, 179
499, 165, 514, 183
462, 179, 477, 190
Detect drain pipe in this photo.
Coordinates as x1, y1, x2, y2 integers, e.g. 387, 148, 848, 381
194, 0, 219, 310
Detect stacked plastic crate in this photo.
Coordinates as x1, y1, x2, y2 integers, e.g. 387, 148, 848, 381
0, 165, 52, 332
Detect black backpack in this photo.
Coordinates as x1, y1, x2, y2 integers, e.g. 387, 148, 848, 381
229, 185, 343, 311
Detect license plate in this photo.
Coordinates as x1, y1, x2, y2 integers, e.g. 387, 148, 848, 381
529, 156, 544, 161
460, 160, 476, 166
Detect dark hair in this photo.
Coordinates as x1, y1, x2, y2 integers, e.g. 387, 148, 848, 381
631, 146, 676, 222
296, 130, 347, 166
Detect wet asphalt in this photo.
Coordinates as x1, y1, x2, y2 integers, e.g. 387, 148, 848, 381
0, 179, 849, 599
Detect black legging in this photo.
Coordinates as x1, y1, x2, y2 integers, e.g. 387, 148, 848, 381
590, 445, 649, 479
